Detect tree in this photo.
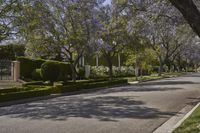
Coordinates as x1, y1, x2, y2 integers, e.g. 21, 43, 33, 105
95, 4, 127, 80
169, 0, 200, 37
0, 0, 20, 43
18, 0, 104, 81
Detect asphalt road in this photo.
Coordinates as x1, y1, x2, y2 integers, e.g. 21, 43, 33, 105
1, 73, 200, 133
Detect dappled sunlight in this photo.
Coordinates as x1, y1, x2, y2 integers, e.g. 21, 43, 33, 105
0, 95, 176, 122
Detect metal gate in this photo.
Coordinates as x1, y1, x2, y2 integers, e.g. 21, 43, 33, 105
0, 60, 13, 80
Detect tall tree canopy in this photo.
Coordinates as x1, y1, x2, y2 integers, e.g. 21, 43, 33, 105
169, 0, 200, 37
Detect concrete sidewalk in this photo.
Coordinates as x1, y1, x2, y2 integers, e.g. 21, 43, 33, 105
0, 80, 22, 89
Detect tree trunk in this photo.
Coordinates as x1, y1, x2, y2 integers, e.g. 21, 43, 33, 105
70, 63, 76, 82
169, 0, 200, 37
108, 61, 113, 81
158, 58, 163, 76
135, 55, 139, 80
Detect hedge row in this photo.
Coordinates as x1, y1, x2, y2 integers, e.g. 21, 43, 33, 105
65, 78, 108, 85
17, 57, 46, 79
17, 57, 71, 82
0, 87, 51, 102
0, 79, 127, 103
61, 79, 128, 93
41, 61, 71, 82
0, 87, 35, 94
0, 44, 25, 60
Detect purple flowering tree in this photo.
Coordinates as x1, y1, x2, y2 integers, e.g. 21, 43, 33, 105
19, 0, 105, 81
0, 0, 20, 43
95, 4, 127, 80
124, 0, 188, 75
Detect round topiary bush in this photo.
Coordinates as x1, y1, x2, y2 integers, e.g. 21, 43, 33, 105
41, 61, 60, 83
57, 62, 71, 82
31, 69, 42, 80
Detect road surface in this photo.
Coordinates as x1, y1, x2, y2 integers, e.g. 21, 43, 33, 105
0, 73, 200, 133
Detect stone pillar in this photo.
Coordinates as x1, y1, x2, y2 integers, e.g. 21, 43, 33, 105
12, 61, 20, 81
85, 65, 90, 78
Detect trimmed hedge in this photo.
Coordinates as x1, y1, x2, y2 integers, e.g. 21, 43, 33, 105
41, 61, 60, 83
31, 69, 42, 80
61, 79, 127, 93
0, 87, 51, 102
0, 79, 127, 103
0, 44, 25, 60
57, 62, 71, 82
64, 78, 108, 85
17, 57, 71, 81
41, 61, 71, 82
0, 87, 34, 94
17, 57, 46, 79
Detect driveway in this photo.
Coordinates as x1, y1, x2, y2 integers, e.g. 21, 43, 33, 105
0, 73, 200, 133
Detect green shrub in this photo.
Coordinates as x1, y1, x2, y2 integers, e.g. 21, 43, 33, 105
57, 62, 71, 82
77, 67, 85, 79
0, 44, 25, 60
0, 87, 34, 94
61, 79, 127, 93
31, 69, 42, 80
35, 59, 46, 68
17, 57, 36, 79
0, 87, 51, 102
17, 57, 46, 79
152, 66, 160, 73
41, 61, 60, 83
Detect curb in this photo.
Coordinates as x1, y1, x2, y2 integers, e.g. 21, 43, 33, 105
0, 73, 189, 107
171, 102, 200, 132
153, 103, 200, 133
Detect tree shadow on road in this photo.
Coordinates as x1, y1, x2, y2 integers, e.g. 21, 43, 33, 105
186, 97, 200, 106
0, 96, 177, 122
96, 86, 183, 95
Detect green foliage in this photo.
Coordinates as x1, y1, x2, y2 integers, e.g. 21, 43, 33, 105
0, 44, 25, 60
41, 61, 60, 83
31, 69, 42, 80
173, 105, 200, 133
17, 57, 46, 79
0, 86, 51, 102
17, 57, 71, 81
57, 62, 71, 82
61, 79, 128, 93
77, 67, 85, 79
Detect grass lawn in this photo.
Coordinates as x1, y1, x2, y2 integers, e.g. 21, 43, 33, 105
173, 105, 200, 133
